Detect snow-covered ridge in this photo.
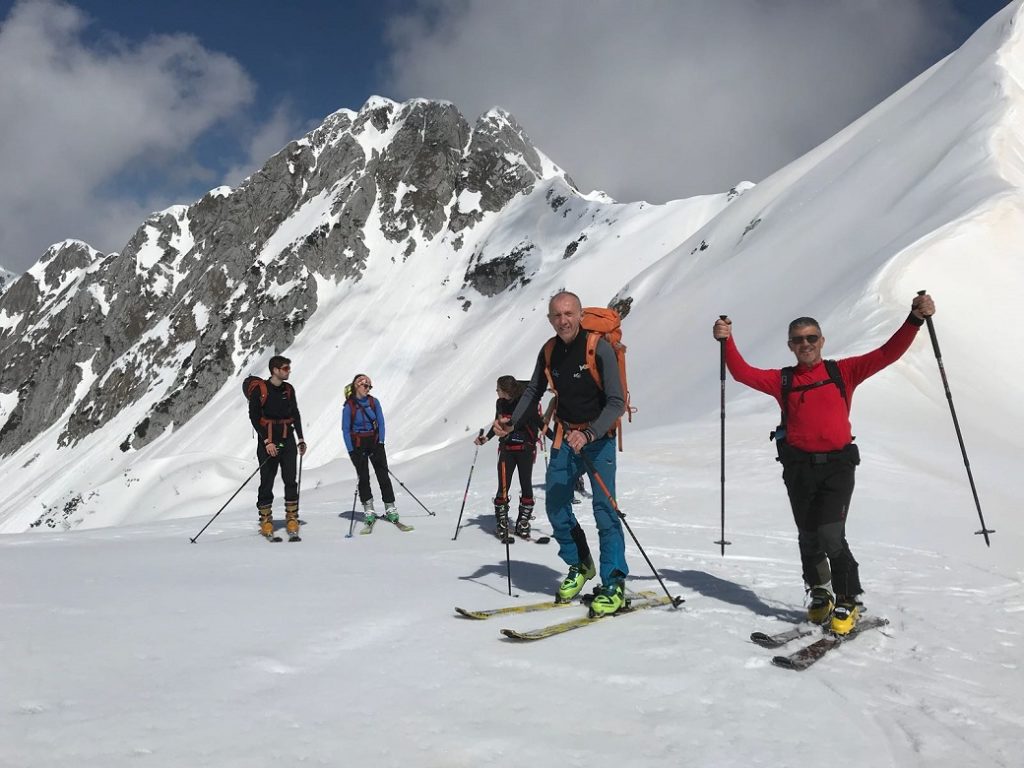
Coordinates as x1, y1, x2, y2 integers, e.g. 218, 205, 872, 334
3, 3, 1024, 534
0, 95, 737, 532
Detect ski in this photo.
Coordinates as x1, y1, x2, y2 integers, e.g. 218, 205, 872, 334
263, 533, 283, 543
517, 533, 551, 544
455, 590, 658, 621
500, 594, 683, 641
288, 535, 301, 542
361, 518, 413, 534
771, 616, 890, 671
750, 626, 815, 649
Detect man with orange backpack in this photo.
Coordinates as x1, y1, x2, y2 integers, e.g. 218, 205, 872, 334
494, 291, 628, 615
246, 355, 307, 541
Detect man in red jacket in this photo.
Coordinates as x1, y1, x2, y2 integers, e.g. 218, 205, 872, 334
712, 293, 935, 634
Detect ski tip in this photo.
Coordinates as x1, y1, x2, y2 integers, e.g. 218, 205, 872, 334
499, 628, 532, 641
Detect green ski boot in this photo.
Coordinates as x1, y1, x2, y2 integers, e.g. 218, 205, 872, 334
556, 558, 596, 603
589, 581, 626, 617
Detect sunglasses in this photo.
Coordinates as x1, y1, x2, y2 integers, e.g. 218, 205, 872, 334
358, 381, 373, 389
277, 365, 291, 371
789, 334, 820, 345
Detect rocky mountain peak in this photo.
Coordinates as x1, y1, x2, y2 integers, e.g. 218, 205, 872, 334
0, 97, 580, 459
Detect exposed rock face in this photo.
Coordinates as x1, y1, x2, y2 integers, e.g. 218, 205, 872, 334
0, 265, 14, 296
0, 97, 574, 456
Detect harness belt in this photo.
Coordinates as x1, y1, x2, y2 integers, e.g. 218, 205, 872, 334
259, 417, 294, 442
777, 442, 860, 466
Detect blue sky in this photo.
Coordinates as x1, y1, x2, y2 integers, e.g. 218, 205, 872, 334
0, 0, 1013, 272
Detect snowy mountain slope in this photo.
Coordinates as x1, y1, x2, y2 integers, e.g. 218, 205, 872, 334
0, 97, 737, 533
2, 4, 1023, 768
618, 0, 1024, 437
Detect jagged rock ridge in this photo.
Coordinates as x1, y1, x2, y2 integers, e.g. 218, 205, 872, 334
0, 97, 576, 456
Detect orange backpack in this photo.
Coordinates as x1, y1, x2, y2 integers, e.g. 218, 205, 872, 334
542, 307, 632, 450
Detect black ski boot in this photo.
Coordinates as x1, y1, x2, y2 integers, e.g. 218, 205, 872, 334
494, 499, 513, 543
515, 496, 534, 539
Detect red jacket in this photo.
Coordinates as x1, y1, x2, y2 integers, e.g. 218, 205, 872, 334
725, 316, 922, 452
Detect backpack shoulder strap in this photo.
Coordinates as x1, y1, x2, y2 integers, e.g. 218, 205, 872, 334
542, 338, 558, 393
351, 395, 379, 431
584, 331, 603, 389
778, 366, 795, 430
824, 359, 847, 407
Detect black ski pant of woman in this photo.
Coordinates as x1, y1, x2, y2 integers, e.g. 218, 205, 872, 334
349, 442, 396, 504
781, 445, 862, 598
495, 449, 535, 503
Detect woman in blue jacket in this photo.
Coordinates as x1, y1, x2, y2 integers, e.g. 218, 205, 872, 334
343, 374, 398, 523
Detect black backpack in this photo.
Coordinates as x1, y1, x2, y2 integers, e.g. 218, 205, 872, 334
770, 359, 847, 443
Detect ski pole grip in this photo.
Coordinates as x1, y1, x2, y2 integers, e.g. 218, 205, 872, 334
718, 315, 728, 378
917, 289, 942, 358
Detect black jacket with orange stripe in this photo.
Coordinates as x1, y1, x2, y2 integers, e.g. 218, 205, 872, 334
248, 380, 305, 445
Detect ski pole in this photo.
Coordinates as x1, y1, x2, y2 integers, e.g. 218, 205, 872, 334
190, 452, 276, 543
346, 487, 358, 538
715, 314, 732, 556
500, 462, 513, 597
387, 468, 435, 516
578, 450, 683, 607
917, 290, 994, 545
452, 429, 484, 540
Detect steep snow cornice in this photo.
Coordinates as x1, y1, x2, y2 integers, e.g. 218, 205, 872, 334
992, 2, 1024, 186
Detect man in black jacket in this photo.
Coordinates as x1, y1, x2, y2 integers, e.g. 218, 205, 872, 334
496, 292, 627, 615
248, 356, 307, 540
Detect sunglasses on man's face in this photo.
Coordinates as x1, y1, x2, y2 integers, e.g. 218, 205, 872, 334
789, 334, 820, 345
358, 381, 372, 389
277, 365, 291, 371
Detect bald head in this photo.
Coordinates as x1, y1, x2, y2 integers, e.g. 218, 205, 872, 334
548, 291, 583, 343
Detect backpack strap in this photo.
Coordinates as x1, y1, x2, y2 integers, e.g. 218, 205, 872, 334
584, 332, 602, 389
347, 395, 379, 433
775, 360, 848, 439
824, 359, 847, 405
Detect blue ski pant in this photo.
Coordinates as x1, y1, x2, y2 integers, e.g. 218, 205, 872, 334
545, 437, 628, 585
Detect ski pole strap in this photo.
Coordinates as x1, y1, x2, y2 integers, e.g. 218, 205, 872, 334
551, 420, 593, 451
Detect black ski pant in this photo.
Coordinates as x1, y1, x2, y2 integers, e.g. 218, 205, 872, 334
349, 442, 395, 504
780, 445, 862, 597
256, 440, 298, 509
495, 449, 535, 503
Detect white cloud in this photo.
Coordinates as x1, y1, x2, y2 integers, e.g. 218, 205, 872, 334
0, 0, 255, 271
382, 0, 965, 202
